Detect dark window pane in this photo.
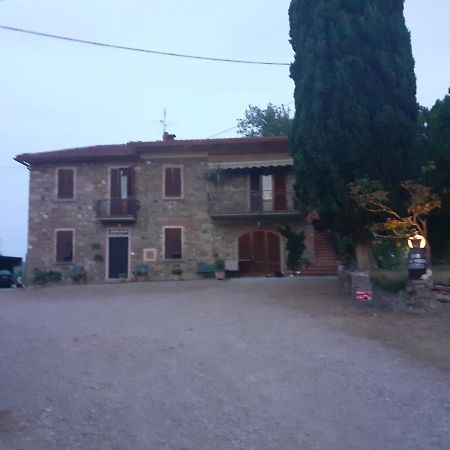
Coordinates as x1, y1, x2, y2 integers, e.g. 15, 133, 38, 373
56, 230, 73, 262
164, 228, 182, 259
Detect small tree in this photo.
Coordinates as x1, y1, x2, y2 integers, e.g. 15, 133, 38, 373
237, 103, 292, 137
350, 178, 441, 260
279, 225, 306, 270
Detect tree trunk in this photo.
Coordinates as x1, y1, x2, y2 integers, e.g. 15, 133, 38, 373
425, 244, 432, 265
354, 230, 374, 272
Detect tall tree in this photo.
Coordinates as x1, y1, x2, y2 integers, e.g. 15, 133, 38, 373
289, 0, 418, 270
419, 90, 450, 257
424, 90, 450, 193
237, 103, 292, 137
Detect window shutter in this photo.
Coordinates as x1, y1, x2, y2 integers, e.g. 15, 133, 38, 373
58, 169, 74, 199
273, 173, 287, 211
56, 230, 73, 262
165, 167, 182, 197
127, 167, 135, 197
164, 228, 182, 259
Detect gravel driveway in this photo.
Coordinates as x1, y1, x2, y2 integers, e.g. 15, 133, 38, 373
0, 278, 449, 450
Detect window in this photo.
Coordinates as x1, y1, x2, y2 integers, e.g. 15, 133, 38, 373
249, 173, 287, 212
262, 175, 273, 200
164, 166, 182, 198
57, 168, 75, 199
164, 227, 182, 259
55, 230, 74, 262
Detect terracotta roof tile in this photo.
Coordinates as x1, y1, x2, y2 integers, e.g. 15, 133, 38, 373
15, 136, 289, 166
15, 144, 137, 165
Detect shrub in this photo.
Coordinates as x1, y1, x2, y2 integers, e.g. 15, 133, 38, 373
33, 269, 62, 285
370, 272, 407, 293
278, 225, 306, 270
373, 239, 406, 269
134, 262, 150, 277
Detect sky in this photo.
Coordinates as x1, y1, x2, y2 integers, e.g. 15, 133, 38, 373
0, 0, 449, 258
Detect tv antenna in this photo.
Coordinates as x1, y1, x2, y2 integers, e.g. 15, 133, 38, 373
160, 108, 167, 134
148, 109, 177, 138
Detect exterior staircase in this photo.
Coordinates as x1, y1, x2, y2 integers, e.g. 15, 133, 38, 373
301, 231, 338, 276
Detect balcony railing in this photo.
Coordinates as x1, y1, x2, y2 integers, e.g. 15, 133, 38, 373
207, 190, 300, 218
94, 198, 140, 223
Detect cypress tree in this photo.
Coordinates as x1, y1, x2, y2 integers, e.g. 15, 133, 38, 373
289, 0, 418, 269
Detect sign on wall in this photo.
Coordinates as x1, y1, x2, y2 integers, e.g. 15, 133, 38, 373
143, 248, 157, 262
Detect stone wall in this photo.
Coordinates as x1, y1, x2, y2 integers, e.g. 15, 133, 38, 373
26, 159, 312, 282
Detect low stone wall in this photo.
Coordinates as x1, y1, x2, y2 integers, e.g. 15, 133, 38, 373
344, 270, 450, 313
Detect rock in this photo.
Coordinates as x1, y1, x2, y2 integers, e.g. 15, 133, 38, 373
435, 293, 450, 303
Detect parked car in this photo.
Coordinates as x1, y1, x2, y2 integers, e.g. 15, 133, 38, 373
0, 270, 12, 288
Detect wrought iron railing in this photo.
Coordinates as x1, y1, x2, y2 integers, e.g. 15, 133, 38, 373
207, 190, 298, 215
94, 197, 140, 219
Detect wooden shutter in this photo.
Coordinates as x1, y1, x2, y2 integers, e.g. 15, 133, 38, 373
273, 173, 287, 211
238, 232, 253, 276
250, 173, 262, 211
57, 169, 74, 199
126, 167, 135, 197
165, 167, 182, 197
56, 230, 73, 262
110, 169, 121, 215
164, 228, 182, 259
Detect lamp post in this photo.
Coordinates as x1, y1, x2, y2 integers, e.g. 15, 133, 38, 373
407, 231, 427, 280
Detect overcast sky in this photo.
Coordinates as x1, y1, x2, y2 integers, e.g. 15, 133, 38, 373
1, 0, 449, 258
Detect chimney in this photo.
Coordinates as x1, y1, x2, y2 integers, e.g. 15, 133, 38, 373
163, 132, 176, 142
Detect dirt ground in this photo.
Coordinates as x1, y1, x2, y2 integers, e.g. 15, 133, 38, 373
0, 278, 449, 450
278, 277, 450, 374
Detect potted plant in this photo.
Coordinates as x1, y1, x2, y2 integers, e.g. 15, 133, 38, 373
133, 261, 150, 281
171, 267, 183, 281
66, 265, 87, 283
214, 258, 226, 280
118, 273, 128, 282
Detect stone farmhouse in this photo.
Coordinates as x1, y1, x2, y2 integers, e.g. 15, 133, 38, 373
15, 135, 337, 282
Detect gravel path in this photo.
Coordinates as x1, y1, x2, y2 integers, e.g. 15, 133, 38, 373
0, 278, 449, 450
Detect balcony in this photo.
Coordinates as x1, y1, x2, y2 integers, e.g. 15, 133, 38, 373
207, 190, 301, 220
94, 198, 140, 224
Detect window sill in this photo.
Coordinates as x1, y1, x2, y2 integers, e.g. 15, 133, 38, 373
54, 198, 76, 202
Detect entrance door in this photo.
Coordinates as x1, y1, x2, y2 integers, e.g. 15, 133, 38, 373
238, 230, 281, 276
108, 236, 129, 279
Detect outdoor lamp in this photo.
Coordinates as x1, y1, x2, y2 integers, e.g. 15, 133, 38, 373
407, 231, 426, 249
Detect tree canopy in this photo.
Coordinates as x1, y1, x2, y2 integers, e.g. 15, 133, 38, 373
237, 103, 292, 137
421, 90, 450, 195
289, 0, 418, 268
417, 90, 450, 258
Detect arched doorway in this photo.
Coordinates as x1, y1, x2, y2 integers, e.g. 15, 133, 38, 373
238, 230, 281, 276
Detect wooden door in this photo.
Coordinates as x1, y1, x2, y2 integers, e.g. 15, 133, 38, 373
108, 236, 129, 279
238, 230, 281, 275
238, 232, 253, 276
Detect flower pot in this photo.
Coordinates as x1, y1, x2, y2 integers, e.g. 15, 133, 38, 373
215, 270, 226, 280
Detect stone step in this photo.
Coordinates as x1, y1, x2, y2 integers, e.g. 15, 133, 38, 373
301, 270, 338, 276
